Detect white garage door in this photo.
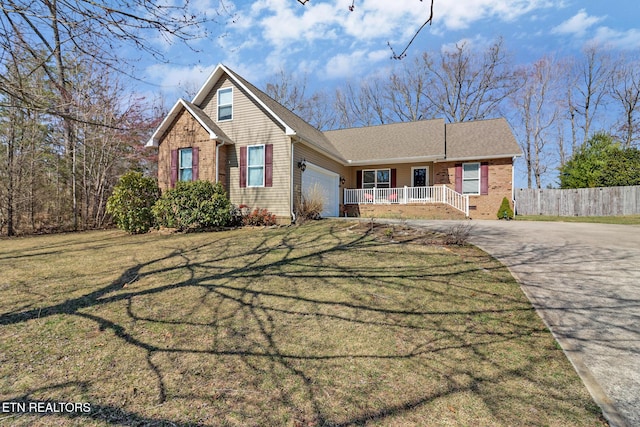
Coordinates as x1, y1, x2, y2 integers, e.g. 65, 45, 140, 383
301, 163, 340, 217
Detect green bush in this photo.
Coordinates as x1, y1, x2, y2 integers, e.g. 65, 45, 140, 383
497, 197, 514, 220
152, 181, 232, 231
106, 171, 160, 234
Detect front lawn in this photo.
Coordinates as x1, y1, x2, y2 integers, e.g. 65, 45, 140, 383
0, 221, 606, 426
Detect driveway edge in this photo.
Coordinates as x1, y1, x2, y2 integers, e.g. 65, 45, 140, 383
474, 243, 628, 427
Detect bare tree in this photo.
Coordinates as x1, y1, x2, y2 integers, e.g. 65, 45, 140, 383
569, 44, 613, 146
421, 38, 519, 123
334, 78, 391, 128
387, 57, 434, 122
264, 69, 336, 130
1, 0, 223, 232
609, 55, 640, 148
512, 57, 563, 188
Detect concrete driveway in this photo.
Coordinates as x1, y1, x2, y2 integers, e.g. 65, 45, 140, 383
379, 219, 640, 427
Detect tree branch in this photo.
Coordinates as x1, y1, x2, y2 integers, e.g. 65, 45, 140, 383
297, 0, 434, 60
389, 0, 434, 60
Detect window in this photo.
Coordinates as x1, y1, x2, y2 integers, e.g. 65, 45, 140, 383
462, 162, 480, 195
247, 145, 264, 187
179, 148, 193, 182
218, 87, 233, 121
362, 169, 390, 188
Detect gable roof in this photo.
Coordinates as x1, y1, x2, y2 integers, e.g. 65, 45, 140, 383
145, 98, 232, 147
192, 64, 346, 163
444, 118, 521, 161
148, 64, 521, 163
324, 120, 446, 165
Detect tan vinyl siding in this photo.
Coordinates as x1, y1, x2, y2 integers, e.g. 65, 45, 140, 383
200, 75, 292, 220
157, 109, 217, 191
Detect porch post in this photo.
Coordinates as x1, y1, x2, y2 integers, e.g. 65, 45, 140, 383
403, 186, 408, 204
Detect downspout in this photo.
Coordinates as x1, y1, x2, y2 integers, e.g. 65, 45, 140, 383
512, 156, 517, 215
216, 142, 220, 183
291, 139, 297, 223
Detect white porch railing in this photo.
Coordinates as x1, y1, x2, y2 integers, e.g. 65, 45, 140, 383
344, 185, 469, 216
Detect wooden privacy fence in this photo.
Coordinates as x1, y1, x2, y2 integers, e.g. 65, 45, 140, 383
514, 186, 640, 216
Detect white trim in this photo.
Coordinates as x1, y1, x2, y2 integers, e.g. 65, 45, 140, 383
462, 162, 481, 195
145, 98, 232, 147
246, 144, 266, 188
291, 141, 296, 221
437, 154, 521, 162
347, 155, 443, 166
217, 87, 233, 122
178, 147, 193, 182
411, 166, 430, 187
362, 168, 391, 189
193, 64, 296, 135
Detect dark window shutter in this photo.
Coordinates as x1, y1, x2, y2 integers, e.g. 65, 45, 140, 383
265, 144, 273, 187
239, 146, 247, 188
481, 162, 489, 195
391, 169, 397, 188
356, 170, 362, 189
455, 164, 462, 193
170, 149, 178, 188
192, 147, 199, 181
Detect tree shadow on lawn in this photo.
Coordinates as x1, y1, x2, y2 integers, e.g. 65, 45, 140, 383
0, 223, 605, 426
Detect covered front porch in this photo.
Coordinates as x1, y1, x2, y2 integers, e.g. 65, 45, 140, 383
344, 185, 469, 217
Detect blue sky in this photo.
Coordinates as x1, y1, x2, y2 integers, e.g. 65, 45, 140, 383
140, 0, 640, 101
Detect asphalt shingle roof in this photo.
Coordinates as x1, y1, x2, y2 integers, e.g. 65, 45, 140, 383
324, 120, 446, 164
170, 64, 522, 163
445, 118, 521, 160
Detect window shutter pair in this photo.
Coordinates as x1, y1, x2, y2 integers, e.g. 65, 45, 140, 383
455, 162, 488, 194
170, 147, 199, 187
239, 144, 273, 188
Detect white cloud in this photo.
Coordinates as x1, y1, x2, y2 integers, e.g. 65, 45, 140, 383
552, 9, 606, 37
437, 0, 557, 30
323, 50, 366, 79
589, 27, 640, 50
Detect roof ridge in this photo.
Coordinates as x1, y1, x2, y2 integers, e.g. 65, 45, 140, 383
325, 118, 444, 133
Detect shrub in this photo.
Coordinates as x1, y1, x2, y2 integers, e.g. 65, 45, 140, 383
242, 208, 277, 226
153, 181, 232, 231
497, 197, 514, 220
106, 172, 160, 234
296, 183, 325, 221
442, 222, 472, 246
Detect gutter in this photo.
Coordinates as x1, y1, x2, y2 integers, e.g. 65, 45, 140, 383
435, 153, 523, 163
347, 155, 444, 166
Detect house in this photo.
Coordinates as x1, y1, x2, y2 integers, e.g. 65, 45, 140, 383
146, 64, 522, 223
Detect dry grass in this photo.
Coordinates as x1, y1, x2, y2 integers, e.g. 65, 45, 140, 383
0, 221, 606, 426
296, 183, 326, 221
